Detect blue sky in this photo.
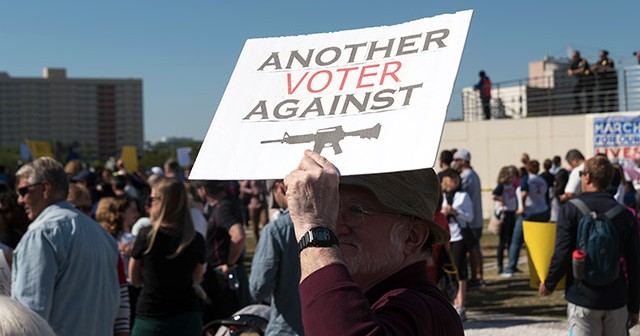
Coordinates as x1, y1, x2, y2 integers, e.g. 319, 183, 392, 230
1, 1, 638, 142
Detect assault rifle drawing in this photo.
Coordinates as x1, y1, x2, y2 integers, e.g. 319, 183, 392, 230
260, 123, 382, 155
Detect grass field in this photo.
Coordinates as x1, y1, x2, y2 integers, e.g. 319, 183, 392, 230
242, 221, 568, 319
466, 230, 566, 318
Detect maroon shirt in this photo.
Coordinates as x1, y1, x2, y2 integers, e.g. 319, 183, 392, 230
299, 261, 464, 335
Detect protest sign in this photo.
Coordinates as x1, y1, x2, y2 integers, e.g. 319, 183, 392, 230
593, 114, 640, 167
177, 147, 192, 167
120, 146, 139, 173
26, 139, 53, 159
191, 10, 473, 180
20, 143, 32, 161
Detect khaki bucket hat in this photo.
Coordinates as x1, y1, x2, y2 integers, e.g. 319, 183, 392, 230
340, 168, 449, 245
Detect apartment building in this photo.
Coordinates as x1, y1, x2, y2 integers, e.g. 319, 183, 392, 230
0, 68, 143, 161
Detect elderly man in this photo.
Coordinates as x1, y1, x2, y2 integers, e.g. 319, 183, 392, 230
13, 157, 120, 336
285, 150, 463, 335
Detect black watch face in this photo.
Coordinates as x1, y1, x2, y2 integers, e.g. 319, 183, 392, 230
315, 230, 330, 240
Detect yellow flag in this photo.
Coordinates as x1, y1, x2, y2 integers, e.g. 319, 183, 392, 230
120, 146, 139, 173
26, 140, 53, 159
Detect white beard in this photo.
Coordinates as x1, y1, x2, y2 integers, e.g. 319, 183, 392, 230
344, 224, 404, 277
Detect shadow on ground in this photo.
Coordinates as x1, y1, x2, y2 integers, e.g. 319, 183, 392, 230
461, 228, 567, 319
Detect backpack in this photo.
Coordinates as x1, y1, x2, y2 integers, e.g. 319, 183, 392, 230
569, 198, 626, 286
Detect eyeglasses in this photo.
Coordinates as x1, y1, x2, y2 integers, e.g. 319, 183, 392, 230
579, 171, 589, 177
339, 204, 407, 228
17, 183, 43, 197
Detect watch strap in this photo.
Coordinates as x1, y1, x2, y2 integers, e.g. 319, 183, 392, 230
298, 227, 339, 252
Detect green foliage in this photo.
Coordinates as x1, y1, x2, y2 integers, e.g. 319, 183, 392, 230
0, 141, 203, 176
0, 145, 23, 174
138, 141, 202, 171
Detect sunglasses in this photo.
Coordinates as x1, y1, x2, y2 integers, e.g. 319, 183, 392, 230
579, 171, 589, 177
17, 183, 43, 197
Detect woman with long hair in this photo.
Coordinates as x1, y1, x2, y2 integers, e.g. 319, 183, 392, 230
96, 196, 140, 272
129, 177, 206, 336
491, 166, 517, 274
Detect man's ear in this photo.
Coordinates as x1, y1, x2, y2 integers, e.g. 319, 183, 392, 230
404, 219, 430, 255
41, 181, 53, 200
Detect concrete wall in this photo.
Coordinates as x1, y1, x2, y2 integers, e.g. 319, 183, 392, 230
439, 111, 640, 219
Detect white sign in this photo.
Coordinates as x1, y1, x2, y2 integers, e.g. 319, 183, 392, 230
191, 10, 473, 180
177, 147, 192, 167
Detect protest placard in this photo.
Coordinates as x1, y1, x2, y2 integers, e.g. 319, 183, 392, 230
191, 10, 472, 180
120, 146, 139, 173
26, 139, 53, 159
593, 114, 640, 167
177, 147, 192, 167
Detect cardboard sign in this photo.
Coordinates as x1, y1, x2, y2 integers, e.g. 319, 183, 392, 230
26, 139, 53, 159
191, 10, 473, 180
120, 146, 139, 173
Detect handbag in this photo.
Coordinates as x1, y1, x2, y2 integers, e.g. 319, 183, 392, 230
487, 211, 504, 235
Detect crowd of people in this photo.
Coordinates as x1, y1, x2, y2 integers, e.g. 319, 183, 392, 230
0, 157, 274, 335
436, 147, 640, 332
0, 147, 638, 335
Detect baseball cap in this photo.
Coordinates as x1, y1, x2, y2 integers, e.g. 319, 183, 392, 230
150, 166, 164, 176
453, 149, 471, 162
340, 168, 449, 245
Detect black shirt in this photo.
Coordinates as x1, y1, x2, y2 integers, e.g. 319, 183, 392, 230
203, 196, 243, 267
132, 227, 206, 318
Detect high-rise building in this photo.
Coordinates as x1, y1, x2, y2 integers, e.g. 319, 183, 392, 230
0, 67, 143, 161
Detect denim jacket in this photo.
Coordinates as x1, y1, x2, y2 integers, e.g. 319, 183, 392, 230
249, 211, 304, 335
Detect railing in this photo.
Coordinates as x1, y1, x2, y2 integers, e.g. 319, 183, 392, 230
462, 65, 640, 121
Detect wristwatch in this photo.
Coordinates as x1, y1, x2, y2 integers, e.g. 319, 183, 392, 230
298, 227, 339, 252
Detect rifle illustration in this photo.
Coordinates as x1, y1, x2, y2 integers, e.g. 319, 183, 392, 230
260, 123, 382, 155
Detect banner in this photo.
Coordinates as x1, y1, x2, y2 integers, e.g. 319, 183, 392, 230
120, 146, 139, 173
593, 115, 640, 167
190, 10, 473, 180
26, 139, 53, 159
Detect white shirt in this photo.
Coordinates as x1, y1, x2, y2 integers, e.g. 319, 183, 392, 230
441, 191, 474, 243
564, 162, 584, 195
